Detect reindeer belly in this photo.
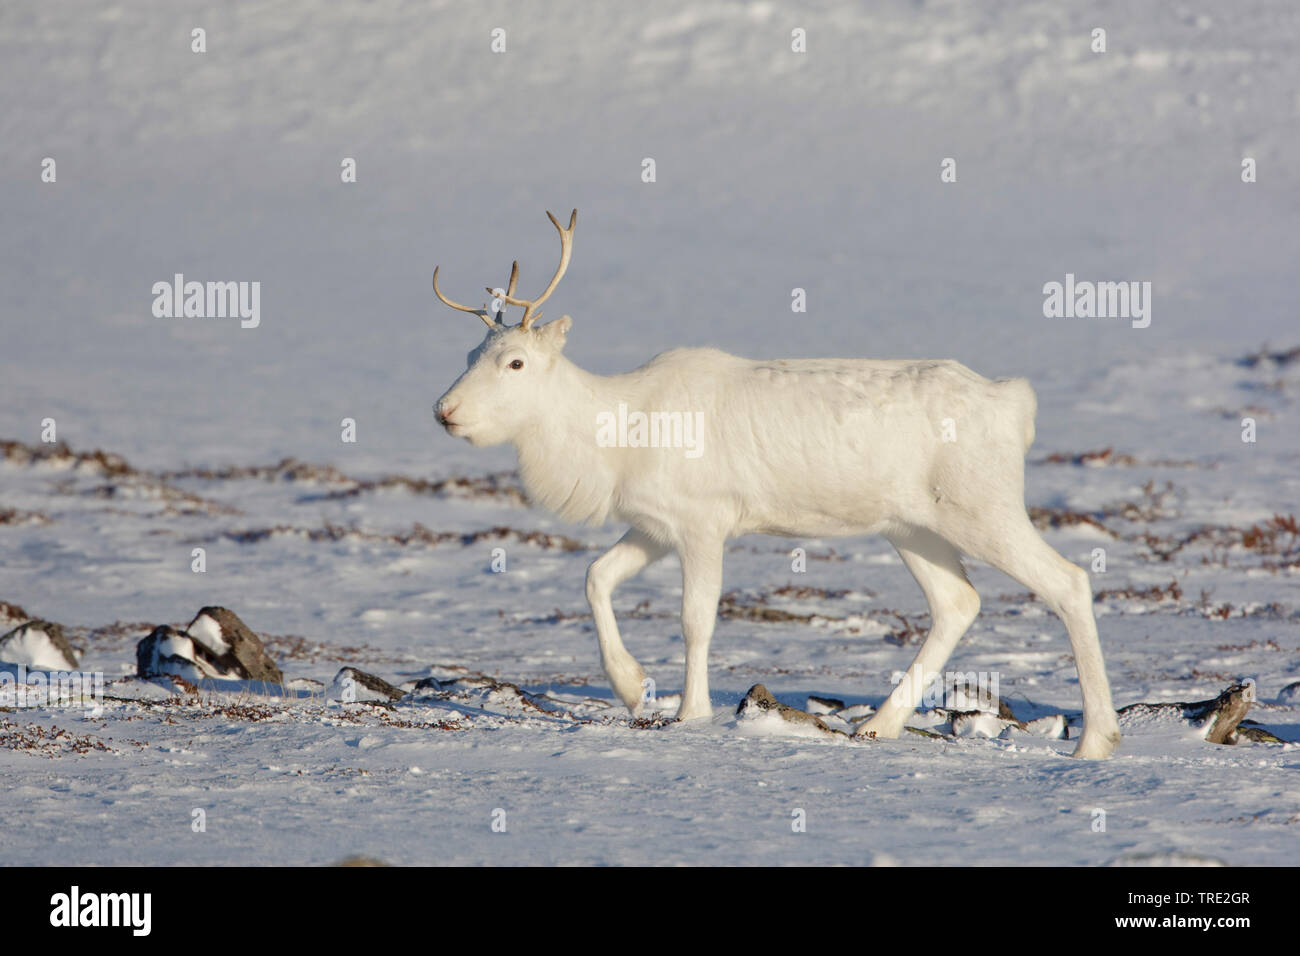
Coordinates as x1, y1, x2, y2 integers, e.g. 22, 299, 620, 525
735, 460, 905, 538
732, 423, 934, 538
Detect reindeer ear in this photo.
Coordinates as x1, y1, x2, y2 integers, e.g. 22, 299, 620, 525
536, 315, 572, 347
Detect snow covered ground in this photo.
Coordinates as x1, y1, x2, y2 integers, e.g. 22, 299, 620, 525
1, 0, 1297, 865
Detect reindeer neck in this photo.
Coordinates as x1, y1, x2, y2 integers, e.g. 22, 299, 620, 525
512, 355, 626, 526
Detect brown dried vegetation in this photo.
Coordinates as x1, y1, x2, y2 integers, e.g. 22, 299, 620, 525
0, 717, 115, 757
0, 507, 52, 526
1035, 448, 1201, 468
162, 457, 527, 504
212, 522, 584, 552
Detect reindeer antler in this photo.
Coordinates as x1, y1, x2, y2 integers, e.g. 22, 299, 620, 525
488, 209, 577, 330
432, 266, 495, 329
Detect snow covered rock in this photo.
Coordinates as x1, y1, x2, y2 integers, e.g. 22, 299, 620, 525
136, 625, 224, 682
949, 710, 1022, 739
329, 667, 404, 702
184, 607, 283, 683
1235, 722, 1283, 744
0, 619, 79, 669
805, 695, 846, 715
412, 674, 564, 714
1022, 714, 1068, 739
837, 703, 875, 723
1118, 683, 1256, 745
945, 678, 1017, 721
736, 684, 846, 737
1277, 681, 1300, 704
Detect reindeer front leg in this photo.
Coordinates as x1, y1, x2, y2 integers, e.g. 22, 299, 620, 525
586, 528, 670, 712
676, 538, 725, 721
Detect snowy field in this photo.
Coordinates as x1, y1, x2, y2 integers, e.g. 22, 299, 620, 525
2, 0, 1298, 865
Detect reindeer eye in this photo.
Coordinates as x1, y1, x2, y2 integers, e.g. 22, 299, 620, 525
509, 359, 524, 370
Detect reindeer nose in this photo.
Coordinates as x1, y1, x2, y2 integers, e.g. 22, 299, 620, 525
436, 400, 459, 425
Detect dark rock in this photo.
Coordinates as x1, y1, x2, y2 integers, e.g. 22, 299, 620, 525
330, 666, 404, 702
904, 726, 943, 739
1235, 721, 1284, 744
1185, 683, 1253, 745
947, 678, 1017, 721
1119, 683, 1254, 745
806, 695, 846, 714
185, 607, 283, 683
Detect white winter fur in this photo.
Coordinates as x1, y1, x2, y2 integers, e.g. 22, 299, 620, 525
435, 306, 1121, 761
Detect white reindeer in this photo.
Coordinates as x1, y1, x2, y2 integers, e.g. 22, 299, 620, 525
433, 210, 1122, 759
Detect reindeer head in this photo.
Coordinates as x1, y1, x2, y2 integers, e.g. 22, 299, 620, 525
432, 210, 577, 447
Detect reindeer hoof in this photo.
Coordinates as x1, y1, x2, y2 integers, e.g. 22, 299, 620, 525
854, 715, 902, 740
1070, 728, 1121, 760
